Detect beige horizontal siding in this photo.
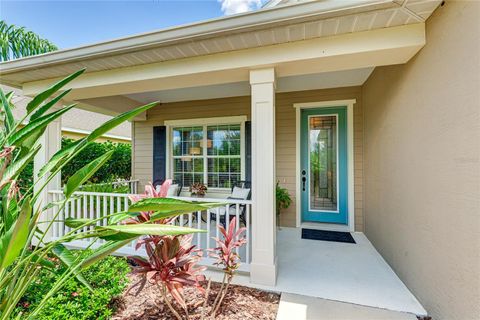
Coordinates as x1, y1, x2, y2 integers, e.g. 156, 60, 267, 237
132, 87, 364, 231
132, 96, 251, 191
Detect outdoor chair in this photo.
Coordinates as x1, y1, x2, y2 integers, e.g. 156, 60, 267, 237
206, 181, 251, 226
153, 179, 183, 197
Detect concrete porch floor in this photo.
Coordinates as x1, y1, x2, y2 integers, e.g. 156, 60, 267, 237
206, 227, 427, 317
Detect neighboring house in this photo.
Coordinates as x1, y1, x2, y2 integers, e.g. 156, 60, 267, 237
0, 1, 478, 320
2, 84, 131, 143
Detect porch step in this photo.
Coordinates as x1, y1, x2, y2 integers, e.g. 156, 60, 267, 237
276, 293, 418, 320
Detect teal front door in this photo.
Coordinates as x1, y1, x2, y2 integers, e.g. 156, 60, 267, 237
300, 107, 348, 224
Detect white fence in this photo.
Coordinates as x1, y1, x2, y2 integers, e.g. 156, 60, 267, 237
47, 191, 252, 272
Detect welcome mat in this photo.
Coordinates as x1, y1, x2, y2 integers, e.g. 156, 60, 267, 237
301, 229, 356, 244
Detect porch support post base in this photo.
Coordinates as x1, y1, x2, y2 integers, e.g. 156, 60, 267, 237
249, 68, 277, 286
249, 258, 278, 286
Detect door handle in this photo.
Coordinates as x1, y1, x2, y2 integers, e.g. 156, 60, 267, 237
301, 170, 306, 191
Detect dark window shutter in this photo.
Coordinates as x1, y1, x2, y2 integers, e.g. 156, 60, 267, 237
153, 126, 167, 184
245, 121, 252, 183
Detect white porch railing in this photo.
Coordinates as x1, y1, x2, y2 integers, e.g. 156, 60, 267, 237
47, 191, 252, 272
78, 179, 140, 194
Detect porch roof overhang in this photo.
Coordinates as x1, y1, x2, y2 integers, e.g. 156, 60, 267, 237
0, 0, 441, 117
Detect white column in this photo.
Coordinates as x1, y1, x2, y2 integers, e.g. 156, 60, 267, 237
34, 114, 62, 242
249, 68, 277, 286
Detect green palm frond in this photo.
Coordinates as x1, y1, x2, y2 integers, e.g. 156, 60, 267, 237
0, 20, 57, 62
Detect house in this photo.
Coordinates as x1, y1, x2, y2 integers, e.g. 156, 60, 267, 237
0, 0, 478, 319
1, 84, 131, 143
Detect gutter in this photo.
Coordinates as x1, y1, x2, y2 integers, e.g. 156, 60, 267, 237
0, 0, 397, 75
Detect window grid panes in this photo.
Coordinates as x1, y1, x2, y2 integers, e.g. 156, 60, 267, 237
171, 123, 242, 189
172, 126, 204, 187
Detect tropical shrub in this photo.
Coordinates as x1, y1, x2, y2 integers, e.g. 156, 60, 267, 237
61, 138, 131, 184
128, 182, 247, 320
208, 217, 247, 316
15, 250, 130, 320
18, 140, 131, 191
0, 70, 219, 320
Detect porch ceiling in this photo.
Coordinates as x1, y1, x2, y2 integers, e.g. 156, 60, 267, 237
125, 67, 374, 104
0, 0, 441, 88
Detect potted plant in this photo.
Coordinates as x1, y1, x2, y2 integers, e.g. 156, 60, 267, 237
190, 182, 207, 197
276, 182, 292, 229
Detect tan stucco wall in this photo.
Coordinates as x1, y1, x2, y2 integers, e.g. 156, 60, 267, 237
362, 2, 480, 319
133, 88, 364, 230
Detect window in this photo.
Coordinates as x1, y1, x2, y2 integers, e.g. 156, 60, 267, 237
169, 119, 244, 189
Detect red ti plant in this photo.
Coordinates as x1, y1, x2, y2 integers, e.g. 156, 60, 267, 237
127, 180, 172, 224
208, 217, 247, 315
129, 235, 206, 320
127, 180, 207, 320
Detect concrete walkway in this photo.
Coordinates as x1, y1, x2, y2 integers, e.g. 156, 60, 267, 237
277, 293, 418, 320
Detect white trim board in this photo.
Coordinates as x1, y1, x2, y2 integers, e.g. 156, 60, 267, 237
294, 99, 356, 232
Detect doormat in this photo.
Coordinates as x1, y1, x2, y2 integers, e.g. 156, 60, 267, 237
301, 229, 356, 244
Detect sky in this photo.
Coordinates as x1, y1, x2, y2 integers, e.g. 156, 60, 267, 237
0, 0, 266, 49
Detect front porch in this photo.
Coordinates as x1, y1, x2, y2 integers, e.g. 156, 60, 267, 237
208, 228, 427, 317
49, 188, 426, 316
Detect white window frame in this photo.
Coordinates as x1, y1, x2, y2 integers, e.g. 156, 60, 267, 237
164, 116, 247, 192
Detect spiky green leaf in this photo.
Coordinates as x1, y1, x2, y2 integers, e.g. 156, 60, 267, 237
0, 200, 32, 269
87, 102, 158, 142
96, 223, 205, 241
128, 197, 222, 213
26, 69, 84, 113
7, 105, 74, 147
64, 150, 113, 198
51, 244, 92, 291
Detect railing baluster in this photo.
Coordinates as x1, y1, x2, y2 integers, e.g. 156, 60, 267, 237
58, 194, 65, 237
82, 194, 87, 234
225, 204, 230, 228
235, 204, 240, 255
103, 196, 107, 226
117, 196, 122, 212
246, 204, 250, 264
63, 195, 71, 234
206, 209, 211, 251
110, 196, 114, 218
89, 195, 94, 240
188, 212, 192, 228
216, 208, 220, 240
197, 210, 201, 247
96, 196, 101, 227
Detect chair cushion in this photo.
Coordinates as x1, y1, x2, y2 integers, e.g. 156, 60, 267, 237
167, 184, 179, 197
231, 187, 250, 200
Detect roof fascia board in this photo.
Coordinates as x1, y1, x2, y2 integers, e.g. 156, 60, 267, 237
22, 23, 425, 100
0, 0, 396, 75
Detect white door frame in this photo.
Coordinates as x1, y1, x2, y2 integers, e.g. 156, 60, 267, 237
294, 99, 356, 232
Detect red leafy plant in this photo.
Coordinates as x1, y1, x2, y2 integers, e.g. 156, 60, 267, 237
127, 181, 248, 319
129, 235, 206, 320
127, 180, 207, 319
204, 217, 247, 317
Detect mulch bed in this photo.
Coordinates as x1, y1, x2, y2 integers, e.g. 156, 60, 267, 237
112, 274, 280, 319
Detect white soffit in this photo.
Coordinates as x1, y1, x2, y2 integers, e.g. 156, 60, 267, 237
125, 67, 374, 103
0, 0, 441, 87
